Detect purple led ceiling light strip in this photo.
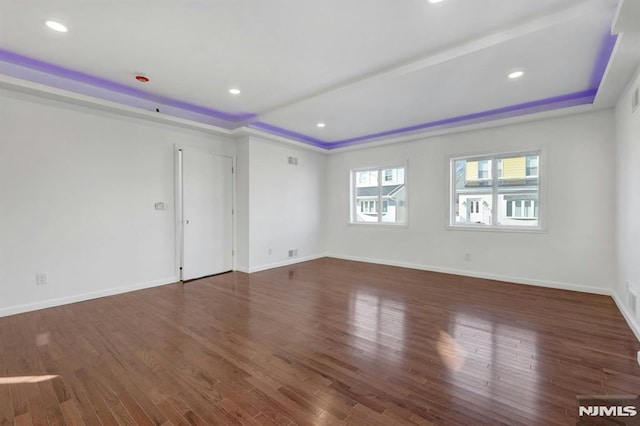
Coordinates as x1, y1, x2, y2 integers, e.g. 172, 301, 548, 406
0, 32, 618, 148
251, 32, 619, 149
249, 122, 328, 148
327, 90, 597, 149
0, 49, 256, 124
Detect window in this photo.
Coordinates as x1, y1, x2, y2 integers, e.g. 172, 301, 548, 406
352, 166, 406, 224
358, 170, 376, 185
360, 200, 378, 213
505, 198, 538, 219
526, 156, 538, 177
478, 160, 490, 179
451, 151, 541, 229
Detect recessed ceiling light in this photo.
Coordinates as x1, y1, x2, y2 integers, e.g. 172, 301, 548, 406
229, 88, 241, 95
46, 21, 68, 32
316, 122, 326, 128
508, 71, 524, 79
428, 0, 444, 3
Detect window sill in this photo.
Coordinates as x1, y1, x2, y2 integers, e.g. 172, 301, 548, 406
349, 222, 408, 228
446, 224, 546, 234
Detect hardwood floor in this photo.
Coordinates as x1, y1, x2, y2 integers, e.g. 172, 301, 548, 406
1, 258, 638, 425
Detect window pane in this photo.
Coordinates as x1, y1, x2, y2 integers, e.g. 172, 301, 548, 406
381, 167, 405, 223
454, 158, 492, 225
495, 153, 539, 227
498, 183, 537, 224
354, 169, 379, 222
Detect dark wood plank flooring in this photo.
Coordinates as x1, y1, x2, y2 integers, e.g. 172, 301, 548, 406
0, 258, 638, 425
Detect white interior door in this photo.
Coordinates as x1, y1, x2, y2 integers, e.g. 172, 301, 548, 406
180, 148, 233, 280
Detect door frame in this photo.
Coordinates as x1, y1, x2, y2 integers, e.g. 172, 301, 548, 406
174, 145, 236, 281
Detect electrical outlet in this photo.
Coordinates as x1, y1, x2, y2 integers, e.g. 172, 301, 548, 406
288, 249, 298, 258
36, 273, 48, 285
464, 253, 471, 261
268, 248, 272, 255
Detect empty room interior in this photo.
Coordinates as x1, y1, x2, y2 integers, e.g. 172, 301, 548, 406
2, 0, 640, 424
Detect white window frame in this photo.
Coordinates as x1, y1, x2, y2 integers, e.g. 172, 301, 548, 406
350, 165, 407, 226
448, 149, 545, 232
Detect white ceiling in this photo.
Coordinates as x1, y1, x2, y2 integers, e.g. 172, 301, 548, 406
0, 0, 638, 148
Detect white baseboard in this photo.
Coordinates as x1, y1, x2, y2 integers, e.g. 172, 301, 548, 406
0, 276, 178, 318
240, 254, 326, 274
325, 253, 612, 295
611, 290, 640, 342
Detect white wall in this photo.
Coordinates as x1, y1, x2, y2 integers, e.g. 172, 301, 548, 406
326, 110, 616, 294
236, 137, 326, 272
0, 88, 235, 317
235, 138, 251, 271
614, 66, 640, 338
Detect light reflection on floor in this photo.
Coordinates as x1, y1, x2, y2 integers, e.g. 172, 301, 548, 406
0, 375, 59, 384
350, 289, 406, 360
450, 312, 540, 413
35, 332, 50, 346
437, 330, 467, 372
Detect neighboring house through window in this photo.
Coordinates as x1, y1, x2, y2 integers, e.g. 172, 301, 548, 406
451, 151, 541, 229
352, 166, 406, 224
